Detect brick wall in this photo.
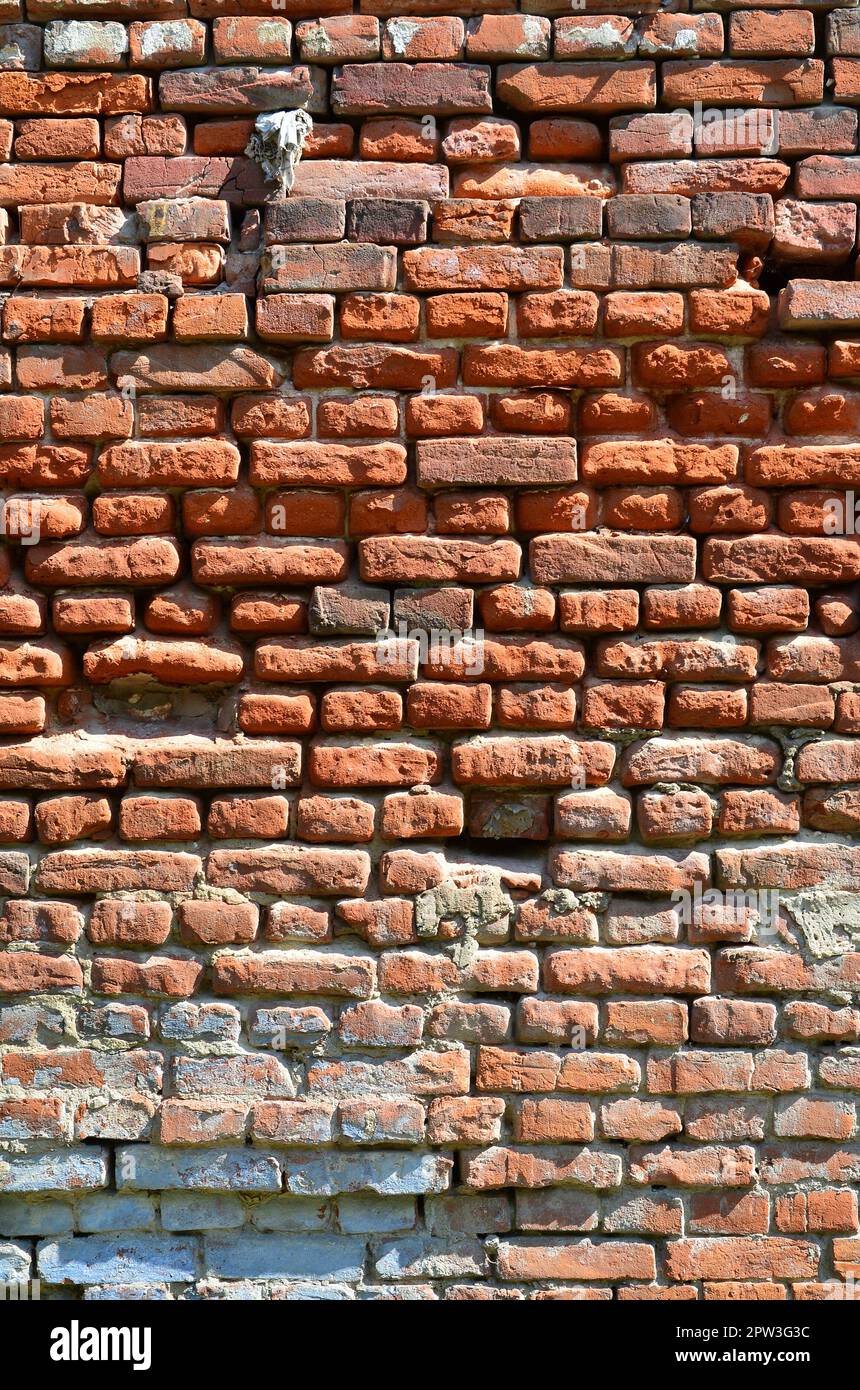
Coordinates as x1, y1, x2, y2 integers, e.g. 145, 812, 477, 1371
1, 0, 859, 1302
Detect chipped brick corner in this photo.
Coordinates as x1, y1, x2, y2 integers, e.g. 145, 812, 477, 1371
0, 0, 858, 1305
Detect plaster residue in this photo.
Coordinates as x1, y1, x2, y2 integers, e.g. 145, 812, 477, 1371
415, 869, 516, 958
784, 890, 860, 959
